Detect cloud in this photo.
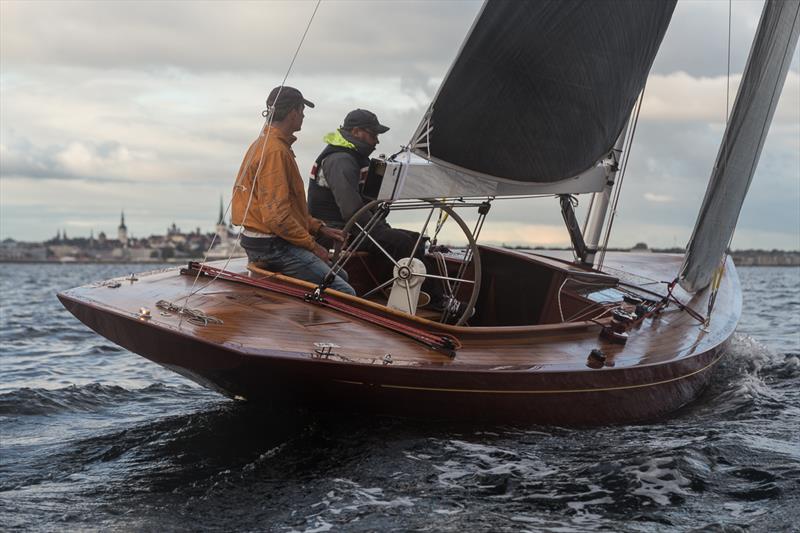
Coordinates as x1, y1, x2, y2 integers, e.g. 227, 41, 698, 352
1, 0, 797, 249
642, 71, 799, 123
651, 0, 784, 77
1, 134, 165, 184
0, 1, 482, 76
643, 193, 674, 204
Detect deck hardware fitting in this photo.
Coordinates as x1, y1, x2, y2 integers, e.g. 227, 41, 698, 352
602, 327, 629, 344
589, 349, 606, 362
586, 349, 606, 369
623, 295, 644, 305
138, 307, 152, 320
305, 287, 326, 303
601, 307, 633, 344
383, 354, 393, 365
106, 281, 121, 289
313, 342, 341, 358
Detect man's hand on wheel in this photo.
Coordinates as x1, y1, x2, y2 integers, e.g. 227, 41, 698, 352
319, 226, 347, 244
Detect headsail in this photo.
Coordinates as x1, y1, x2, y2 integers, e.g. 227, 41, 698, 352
407, 0, 676, 189
679, 0, 800, 293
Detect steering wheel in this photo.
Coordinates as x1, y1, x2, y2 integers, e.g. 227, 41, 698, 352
331, 199, 481, 326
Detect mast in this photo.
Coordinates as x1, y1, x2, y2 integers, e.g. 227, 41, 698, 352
581, 123, 629, 266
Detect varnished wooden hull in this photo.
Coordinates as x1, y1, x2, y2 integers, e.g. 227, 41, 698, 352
57, 251, 741, 425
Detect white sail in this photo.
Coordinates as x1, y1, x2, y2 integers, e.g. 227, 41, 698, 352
374, 153, 614, 201
680, 0, 800, 292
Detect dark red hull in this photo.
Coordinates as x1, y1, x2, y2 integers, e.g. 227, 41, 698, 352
57, 251, 740, 425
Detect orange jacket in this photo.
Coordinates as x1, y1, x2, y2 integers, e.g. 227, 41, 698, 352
232, 126, 322, 250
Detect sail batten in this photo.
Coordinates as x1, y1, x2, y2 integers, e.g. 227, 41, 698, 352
408, 0, 676, 189
679, 0, 800, 293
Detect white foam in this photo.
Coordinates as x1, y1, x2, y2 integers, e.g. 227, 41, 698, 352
624, 456, 691, 506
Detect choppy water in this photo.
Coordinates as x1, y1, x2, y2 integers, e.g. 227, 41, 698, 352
1, 263, 798, 532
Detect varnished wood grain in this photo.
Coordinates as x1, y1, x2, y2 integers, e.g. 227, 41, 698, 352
57, 249, 741, 424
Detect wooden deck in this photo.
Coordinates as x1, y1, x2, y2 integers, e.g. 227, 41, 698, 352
58, 250, 741, 424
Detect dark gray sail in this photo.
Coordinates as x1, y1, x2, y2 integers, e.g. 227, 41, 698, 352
410, 0, 676, 184
679, 0, 800, 293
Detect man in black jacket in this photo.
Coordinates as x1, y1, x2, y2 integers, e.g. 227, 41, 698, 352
308, 109, 446, 307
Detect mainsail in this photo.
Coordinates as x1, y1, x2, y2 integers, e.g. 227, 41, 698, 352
679, 0, 800, 293
393, 0, 675, 200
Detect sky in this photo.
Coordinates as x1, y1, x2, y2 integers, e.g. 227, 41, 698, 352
1, 0, 798, 250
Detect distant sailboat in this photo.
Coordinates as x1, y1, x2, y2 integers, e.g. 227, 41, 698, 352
58, 0, 800, 424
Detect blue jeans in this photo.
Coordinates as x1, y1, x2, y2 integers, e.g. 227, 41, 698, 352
241, 236, 356, 296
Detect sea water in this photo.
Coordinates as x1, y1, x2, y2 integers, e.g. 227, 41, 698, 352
1, 264, 798, 532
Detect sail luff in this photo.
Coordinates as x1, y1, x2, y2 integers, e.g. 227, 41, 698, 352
679, 0, 800, 293
409, 0, 489, 151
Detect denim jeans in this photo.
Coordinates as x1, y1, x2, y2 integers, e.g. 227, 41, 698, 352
241, 236, 355, 296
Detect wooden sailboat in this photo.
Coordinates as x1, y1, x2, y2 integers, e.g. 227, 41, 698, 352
58, 0, 800, 424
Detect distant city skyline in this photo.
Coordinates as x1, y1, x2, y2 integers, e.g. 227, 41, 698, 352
1, 1, 798, 249
4, 197, 233, 244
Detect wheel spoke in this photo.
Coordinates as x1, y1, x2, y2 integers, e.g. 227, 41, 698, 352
336, 198, 481, 328
417, 272, 475, 284
361, 277, 398, 299
354, 222, 400, 268
409, 205, 436, 260
403, 280, 414, 314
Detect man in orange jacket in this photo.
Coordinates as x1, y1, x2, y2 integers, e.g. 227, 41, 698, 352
232, 86, 355, 295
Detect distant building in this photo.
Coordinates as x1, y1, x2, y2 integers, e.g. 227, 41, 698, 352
118, 211, 128, 248
207, 196, 243, 260
2, 198, 249, 262
0, 239, 48, 261
216, 196, 229, 242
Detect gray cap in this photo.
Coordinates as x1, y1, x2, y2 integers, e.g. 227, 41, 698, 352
267, 86, 314, 109
342, 109, 389, 134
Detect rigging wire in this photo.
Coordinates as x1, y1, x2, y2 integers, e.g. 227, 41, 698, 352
175, 0, 322, 323
705, 0, 735, 324
596, 85, 647, 270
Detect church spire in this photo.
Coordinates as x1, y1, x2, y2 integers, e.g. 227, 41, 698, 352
117, 210, 128, 247
217, 196, 225, 226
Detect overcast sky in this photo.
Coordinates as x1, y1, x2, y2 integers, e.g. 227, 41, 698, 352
1, 0, 798, 250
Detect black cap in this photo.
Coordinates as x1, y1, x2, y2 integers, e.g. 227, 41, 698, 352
342, 109, 390, 134
267, 86, 314, 109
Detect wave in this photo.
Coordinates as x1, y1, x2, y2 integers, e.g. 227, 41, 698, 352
0, 383, 199, 416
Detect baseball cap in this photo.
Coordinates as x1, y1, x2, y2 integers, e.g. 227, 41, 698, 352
342, 109, 390, 134
267, 86, 315, 109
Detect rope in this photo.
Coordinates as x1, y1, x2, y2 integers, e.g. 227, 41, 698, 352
556, 275, 613, 323
432, 251, 453, 297
156, 300, 223, 326
175, 0, 322, 324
